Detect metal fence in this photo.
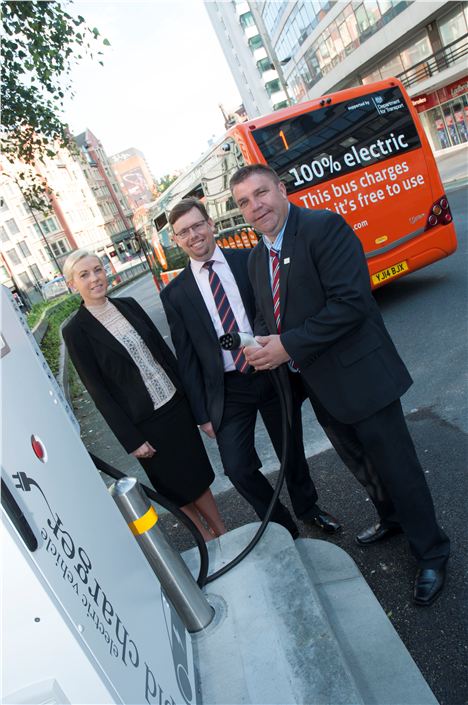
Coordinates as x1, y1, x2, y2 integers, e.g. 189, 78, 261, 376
107, 260, 149, 288
396, 34, 468, 89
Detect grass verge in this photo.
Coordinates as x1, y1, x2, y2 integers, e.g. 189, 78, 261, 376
27, 294, 71, 329
68, 357, 84, 403
39, 295, 81, 376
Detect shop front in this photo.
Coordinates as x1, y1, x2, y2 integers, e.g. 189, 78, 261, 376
413, 76, 468, 151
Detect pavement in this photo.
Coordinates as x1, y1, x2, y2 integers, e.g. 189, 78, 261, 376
62, 147, 467, 705
434, 144, 468, 190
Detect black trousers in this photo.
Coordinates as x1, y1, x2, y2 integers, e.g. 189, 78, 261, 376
215, 370, 319, 534
302, 378, 450, 569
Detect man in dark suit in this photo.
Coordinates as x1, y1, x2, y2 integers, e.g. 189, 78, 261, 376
160, 197, 340, 538
230, 163, 450, 606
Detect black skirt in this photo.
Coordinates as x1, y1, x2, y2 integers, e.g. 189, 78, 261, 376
136, 393, 215, 507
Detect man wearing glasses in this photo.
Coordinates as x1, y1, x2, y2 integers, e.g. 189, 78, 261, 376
160, 197, 340, 539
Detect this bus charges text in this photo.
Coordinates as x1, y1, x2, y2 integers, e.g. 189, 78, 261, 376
297, 159, 426, 225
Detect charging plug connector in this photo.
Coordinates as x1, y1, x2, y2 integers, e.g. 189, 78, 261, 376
219, 332, 261, 350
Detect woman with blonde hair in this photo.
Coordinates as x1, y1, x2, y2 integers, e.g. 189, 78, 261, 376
62, 249, 226, 541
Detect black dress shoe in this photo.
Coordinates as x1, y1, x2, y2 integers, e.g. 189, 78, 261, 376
356, 522, 403, 545
413, 567, 446, 606
305, 508, 341, 534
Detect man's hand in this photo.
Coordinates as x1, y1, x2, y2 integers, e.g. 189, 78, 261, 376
199, 422, 216, 439
244, 335, 290, 370
131, 441, 156, 459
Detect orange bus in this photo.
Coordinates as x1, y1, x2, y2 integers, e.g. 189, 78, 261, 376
148, 78, 457, 289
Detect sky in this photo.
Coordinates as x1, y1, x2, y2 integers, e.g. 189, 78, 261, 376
63, 1, 242, 179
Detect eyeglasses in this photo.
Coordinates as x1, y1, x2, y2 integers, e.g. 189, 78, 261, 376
173, 220, 208, 240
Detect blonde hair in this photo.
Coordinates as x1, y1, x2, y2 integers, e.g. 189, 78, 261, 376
63, 249, 103, 284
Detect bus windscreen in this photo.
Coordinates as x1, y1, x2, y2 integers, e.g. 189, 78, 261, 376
251, 86, 421, 195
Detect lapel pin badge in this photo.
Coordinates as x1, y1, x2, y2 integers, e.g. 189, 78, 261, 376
283, 257, 290, 265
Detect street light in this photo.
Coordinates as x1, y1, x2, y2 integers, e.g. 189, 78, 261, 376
1, 168, 64, 280
265, 56, 294, 107
24, 198, 64, 279
248, 7, 294, 107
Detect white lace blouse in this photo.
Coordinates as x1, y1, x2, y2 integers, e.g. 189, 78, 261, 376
86, 299, 176, 410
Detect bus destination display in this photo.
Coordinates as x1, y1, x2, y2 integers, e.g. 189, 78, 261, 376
251, 86, 421, 196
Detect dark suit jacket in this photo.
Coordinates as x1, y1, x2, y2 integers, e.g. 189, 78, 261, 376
62, 296, 181, 453
160, 249, 255, 432
248, 204, 412, 424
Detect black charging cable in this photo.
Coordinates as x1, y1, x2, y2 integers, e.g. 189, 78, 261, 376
203, 333, 294, 584
1, 478, 38, 552
204, 366, 292, 584
91, 333, 294, 588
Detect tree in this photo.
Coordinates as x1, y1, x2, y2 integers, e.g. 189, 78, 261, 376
1, 1, 109, 208
155, 173, 179, 195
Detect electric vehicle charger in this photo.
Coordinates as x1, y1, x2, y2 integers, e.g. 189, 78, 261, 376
89, 452, 210, 587
90, 333, 294, 588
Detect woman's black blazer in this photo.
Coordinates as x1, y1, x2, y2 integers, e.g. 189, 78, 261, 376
62, 296, 182, 453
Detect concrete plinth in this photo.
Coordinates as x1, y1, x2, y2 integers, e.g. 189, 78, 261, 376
182, 523, 438, 705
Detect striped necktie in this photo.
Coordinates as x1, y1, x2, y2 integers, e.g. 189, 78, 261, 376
270, 248, 281, 332
270, 247, 298, 371
203, 260, 249, 373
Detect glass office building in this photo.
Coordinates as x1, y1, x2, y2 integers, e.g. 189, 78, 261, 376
207, 1, 468, 152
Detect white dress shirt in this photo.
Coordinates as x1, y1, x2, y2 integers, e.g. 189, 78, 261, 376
262, 204, 291, 284
190, 246, 253, 372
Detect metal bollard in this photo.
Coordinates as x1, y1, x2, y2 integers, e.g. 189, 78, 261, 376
109, 477, 214, 633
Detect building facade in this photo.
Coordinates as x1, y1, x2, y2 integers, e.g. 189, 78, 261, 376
108, 147, 156, 211
208, 1, 468, 153
0, 130, 138, 305
204, 0, 290, 116
75, 130, 136, 260
0, 166, 59, 306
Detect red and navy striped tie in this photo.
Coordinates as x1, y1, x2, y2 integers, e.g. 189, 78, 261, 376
270, 247, 298, 371
270, 248, 281, 333
204, 260, 249, 373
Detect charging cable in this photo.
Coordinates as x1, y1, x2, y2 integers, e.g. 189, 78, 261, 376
204, 333, 293, 584
90, 332, 293, 588
90, 453, 210, 588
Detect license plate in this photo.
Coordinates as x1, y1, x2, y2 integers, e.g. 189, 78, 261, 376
372, 260, 409, 285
